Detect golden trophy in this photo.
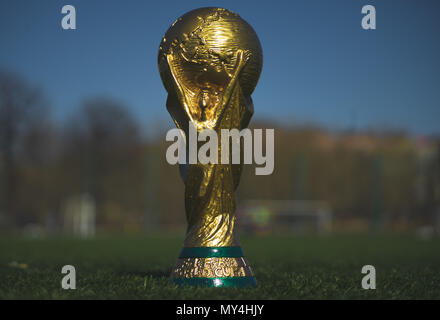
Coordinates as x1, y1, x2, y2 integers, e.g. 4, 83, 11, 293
158, 7, 262, 287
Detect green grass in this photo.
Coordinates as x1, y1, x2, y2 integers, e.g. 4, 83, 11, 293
0, 233, 439, 299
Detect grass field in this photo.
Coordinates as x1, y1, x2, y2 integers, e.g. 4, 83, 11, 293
0, 233, 439, 299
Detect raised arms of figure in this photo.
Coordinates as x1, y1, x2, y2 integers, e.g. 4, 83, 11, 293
166, 49, 250, 131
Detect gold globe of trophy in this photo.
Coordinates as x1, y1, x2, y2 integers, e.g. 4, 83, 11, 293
158, 7, 263, 287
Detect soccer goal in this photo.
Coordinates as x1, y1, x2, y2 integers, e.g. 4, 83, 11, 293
237, 200, 332, 234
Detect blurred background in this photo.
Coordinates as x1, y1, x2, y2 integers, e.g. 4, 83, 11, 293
1, 0, 439, 238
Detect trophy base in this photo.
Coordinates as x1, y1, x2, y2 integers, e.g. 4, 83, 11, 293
170, 246, 257, 288
172, 276, 257, 288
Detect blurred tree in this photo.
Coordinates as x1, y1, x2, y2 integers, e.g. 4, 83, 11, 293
371, 153, 384, 231
143, 146, 160, 231
0, 70, 50, 227
63, 97, 143, 232
292, 153, 309, 200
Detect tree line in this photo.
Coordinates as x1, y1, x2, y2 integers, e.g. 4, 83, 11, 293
1, 70, 439, 233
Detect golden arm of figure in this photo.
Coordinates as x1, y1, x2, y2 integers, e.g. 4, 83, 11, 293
166, 50, 249, 131
211, 49, 250, 130
166, 54, 196, 126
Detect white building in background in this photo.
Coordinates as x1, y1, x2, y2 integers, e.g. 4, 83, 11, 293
63, 194, 96, 237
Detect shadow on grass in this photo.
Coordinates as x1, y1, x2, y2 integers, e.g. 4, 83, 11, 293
116, 270, 170, 279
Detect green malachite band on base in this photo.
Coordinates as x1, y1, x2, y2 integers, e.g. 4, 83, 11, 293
172, 277, 257, 288
179, 246, 244, 258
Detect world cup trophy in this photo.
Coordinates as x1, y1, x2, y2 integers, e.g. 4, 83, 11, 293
158, 7, 263, 287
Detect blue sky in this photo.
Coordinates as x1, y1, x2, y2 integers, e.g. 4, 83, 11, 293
1, 0, 439, 135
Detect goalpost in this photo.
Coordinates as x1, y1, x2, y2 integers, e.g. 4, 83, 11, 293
237, 200, 332, 234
